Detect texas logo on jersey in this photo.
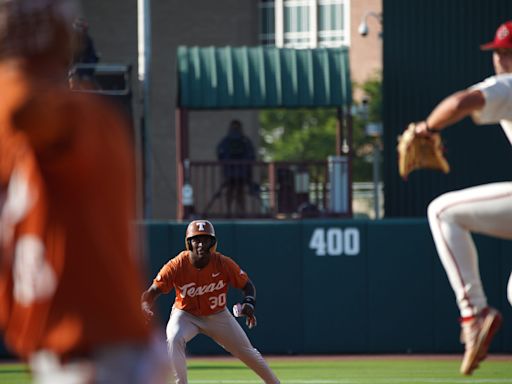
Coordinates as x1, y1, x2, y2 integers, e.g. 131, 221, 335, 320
179, 280, 226, 298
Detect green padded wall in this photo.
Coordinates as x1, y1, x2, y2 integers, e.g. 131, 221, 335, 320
144, 220, 512, 355
1, 219, 510, 357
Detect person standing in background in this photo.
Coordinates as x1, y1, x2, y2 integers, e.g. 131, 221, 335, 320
216, 120, 256, 216
68, 16, 100, 90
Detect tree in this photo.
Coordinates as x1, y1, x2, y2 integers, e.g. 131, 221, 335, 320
258, 75, 382, 182
259, 108, 337, 162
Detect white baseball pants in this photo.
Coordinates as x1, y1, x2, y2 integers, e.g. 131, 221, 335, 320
428, 182, 512, 318
166, 307, 280, 384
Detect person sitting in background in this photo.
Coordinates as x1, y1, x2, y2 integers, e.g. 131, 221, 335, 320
216, 119, 256, 216
69, 16, 99, 90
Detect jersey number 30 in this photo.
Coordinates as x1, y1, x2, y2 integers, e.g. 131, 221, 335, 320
209, 293, 227, 309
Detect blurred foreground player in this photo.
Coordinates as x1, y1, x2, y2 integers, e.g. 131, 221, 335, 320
0, 0, 169, 383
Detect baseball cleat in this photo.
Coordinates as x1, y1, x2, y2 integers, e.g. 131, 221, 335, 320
459, 307, 502, 376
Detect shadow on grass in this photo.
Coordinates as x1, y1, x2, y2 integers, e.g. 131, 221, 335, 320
190, 365, 248, 370
0, 371, 28, 375
189, 363, 327, 371
0, 363, 29, 374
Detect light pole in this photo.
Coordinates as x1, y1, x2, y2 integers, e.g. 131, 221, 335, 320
137, 0, 152, 218
357, 97, 382, 220
359, 10, 383, 219
365, 122, 383, 219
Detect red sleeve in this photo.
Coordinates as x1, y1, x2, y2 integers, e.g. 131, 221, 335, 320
153, 252, 184, 294
221, 255, 249, 289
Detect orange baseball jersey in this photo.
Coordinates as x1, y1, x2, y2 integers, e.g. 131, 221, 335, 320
153, 251, 249, 316
0, 68, 149, 359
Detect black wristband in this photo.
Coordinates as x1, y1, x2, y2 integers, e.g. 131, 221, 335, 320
425, 121, 440, 133
242, 296, 256, 308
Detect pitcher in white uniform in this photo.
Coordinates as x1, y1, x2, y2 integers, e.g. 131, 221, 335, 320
410, 20, 512, 376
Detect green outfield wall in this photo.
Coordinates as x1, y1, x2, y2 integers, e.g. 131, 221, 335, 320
1, 219, 510, 358
146, 219, 512, 355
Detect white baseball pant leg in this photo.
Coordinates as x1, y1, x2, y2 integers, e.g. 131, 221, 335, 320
508, 271, 512, 307
166, 308, 201, 383
428, 182, 512, 318
166, 308, 279, 384
201, 309, 280, 384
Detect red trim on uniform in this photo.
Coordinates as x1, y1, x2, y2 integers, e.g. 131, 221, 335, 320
434, 214, 471, 307
459, 315, 476, 323
434, 191, 512, 314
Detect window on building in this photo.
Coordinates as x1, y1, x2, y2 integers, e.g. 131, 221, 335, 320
259, 0, 275, 46
318, 0, 346, 47
284, 0, 311, 48
259, 0, 350, 48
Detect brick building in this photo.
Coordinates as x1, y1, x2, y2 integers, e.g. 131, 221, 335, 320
80, 0, 382, 219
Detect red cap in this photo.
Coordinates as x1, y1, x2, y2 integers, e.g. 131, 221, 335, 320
481, 21, 512, 50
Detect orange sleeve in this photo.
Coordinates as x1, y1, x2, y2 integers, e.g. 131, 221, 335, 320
153, 253, 183, 294
12, 90, 75, 157
222, 255, 249, 289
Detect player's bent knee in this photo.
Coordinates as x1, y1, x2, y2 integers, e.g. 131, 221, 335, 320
427, 197, 442, 224
166, 331, 187, 351
507, 276, 512, 307
428, 192, 454, 224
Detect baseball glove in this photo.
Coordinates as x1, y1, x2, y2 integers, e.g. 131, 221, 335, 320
397, 122, 450, 180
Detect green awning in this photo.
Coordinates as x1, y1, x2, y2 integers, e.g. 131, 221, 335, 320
177, 46, 352, 109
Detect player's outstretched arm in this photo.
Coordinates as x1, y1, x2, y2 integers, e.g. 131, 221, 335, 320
415, 89, 486, 136
237, 279, 257, 329
140, 284, 162, 322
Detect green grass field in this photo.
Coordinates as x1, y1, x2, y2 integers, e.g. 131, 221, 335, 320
1, 356, 511, 383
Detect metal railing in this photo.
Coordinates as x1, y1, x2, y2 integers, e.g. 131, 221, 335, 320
352, 182, 384, 219
185, 159, 351, 219
69, 63, 132, 96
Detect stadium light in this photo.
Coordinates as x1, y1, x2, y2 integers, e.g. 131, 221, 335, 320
358, 11, 382, 38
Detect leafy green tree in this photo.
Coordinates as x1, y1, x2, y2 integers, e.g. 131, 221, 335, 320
259, 108, 337, 162
258, 75, 382, 182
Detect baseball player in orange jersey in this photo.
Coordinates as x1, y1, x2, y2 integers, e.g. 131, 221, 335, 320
0, 0, 169, 382
141, 220, 281, 384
